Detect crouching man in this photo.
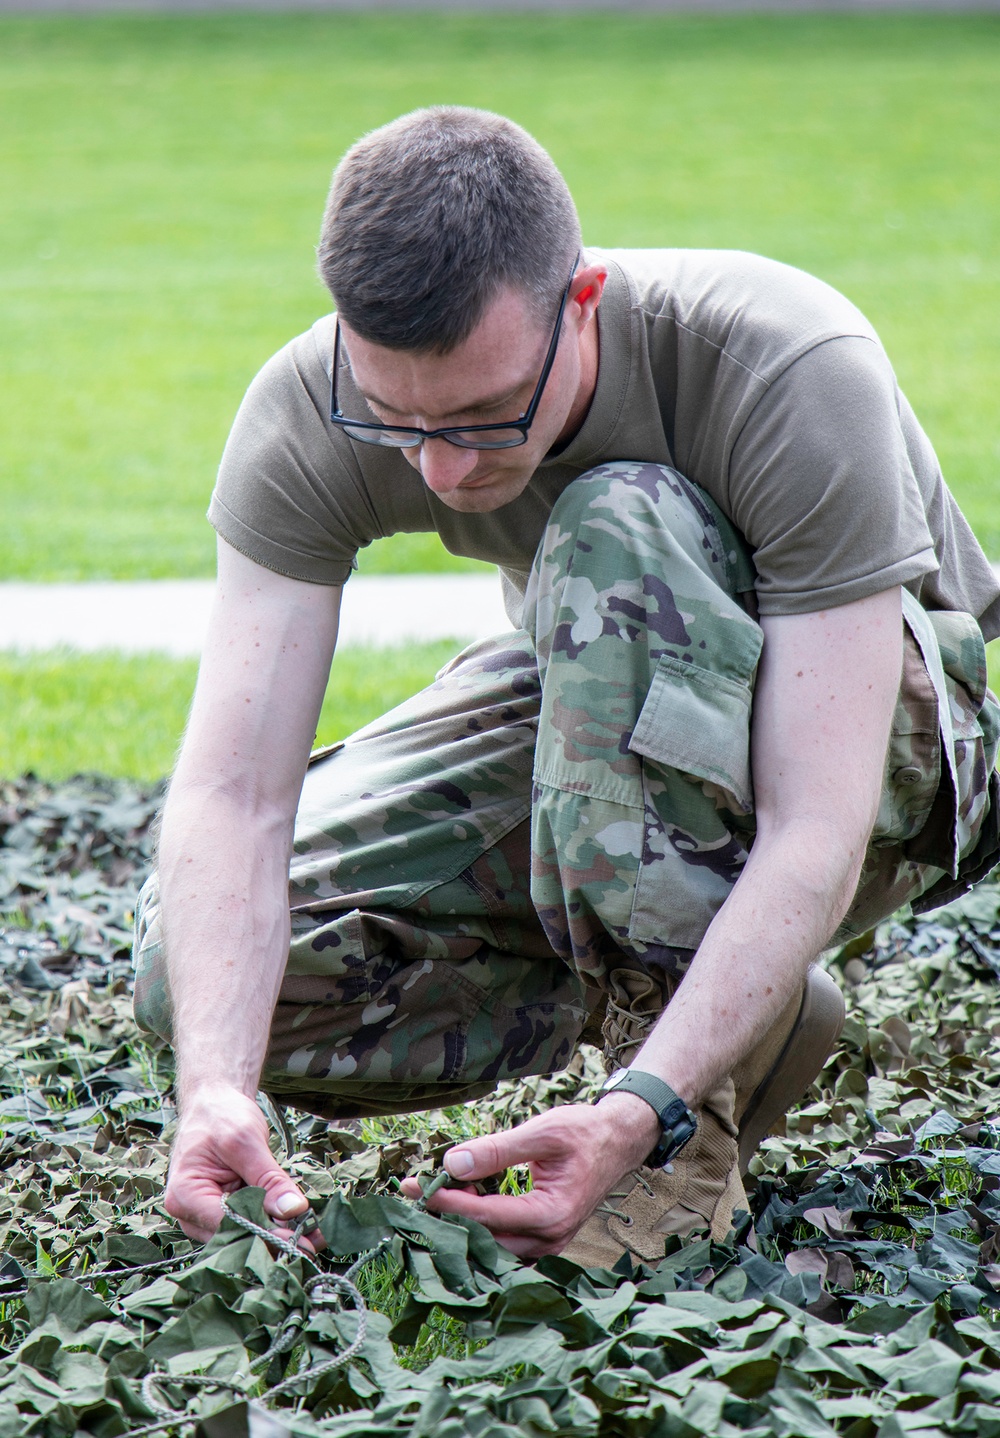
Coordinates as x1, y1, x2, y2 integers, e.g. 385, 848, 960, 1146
133, 107, 1000, 1266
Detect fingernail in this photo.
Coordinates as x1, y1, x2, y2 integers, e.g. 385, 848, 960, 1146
275, 1192, 303, 1216
445, 1149, 475, 1177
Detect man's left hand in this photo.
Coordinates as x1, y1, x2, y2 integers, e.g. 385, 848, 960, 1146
398, 1097, 659, 1258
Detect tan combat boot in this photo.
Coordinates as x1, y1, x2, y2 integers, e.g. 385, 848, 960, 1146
561, 963, 744, 1268
599, 964, 676, 1069
560, 1072, 745, 1268
560, 962, 845, 1269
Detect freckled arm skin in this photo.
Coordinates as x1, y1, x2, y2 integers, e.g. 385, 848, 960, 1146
632, 586, 902, 1109
157, 537, 340, 1242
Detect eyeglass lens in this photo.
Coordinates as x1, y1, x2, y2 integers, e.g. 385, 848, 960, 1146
336, 422, 528, 450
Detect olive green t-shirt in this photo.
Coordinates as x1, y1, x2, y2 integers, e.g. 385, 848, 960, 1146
209, 248, 1000, 641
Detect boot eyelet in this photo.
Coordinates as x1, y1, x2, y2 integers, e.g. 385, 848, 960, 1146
620, 1215, 634, 1227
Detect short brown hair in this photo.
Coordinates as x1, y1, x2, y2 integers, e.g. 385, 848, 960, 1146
318, 107, 581, 353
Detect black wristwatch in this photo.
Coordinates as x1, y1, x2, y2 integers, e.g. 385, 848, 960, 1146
595, 1068, 698, 1169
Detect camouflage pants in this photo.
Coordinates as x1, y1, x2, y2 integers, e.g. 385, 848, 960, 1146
133, 463, 1000, 1118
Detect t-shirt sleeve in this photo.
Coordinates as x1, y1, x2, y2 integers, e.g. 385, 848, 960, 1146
727, 335, 940, 616
208, 332, 385, 586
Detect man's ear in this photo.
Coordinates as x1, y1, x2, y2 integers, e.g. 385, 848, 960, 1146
570, 263, 607, 327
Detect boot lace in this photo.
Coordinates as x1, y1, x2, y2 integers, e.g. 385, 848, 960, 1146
601, 967, 672, 1071
595, 1170, 654, 1225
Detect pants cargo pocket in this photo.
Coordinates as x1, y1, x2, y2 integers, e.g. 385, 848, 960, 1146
267, 902, 588, 1109
626, 611, 762, 951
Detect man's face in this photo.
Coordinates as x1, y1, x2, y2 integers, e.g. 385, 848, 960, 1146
338, 271, 603, 513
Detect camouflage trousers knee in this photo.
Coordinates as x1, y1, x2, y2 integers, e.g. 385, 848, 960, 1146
133, 462, 1000, 1118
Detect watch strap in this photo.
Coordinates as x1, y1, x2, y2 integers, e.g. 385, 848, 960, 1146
596, 1067, 698, 1168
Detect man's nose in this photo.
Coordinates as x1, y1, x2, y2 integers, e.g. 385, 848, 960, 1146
417, 437, 479, 494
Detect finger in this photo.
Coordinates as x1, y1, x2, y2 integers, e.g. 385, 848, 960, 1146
443, 1117, 571, 1184
262, 1183, 310, 1222
235, 1165, 321, 1249
270, 1221, 327, 1256
407, 1185, 570, 1239
164, 1172, 230, 1239
174, 1214, 220, 1245
493, 1232, 564, 1260
397, 1175, 483, 1201
226, 1138, 309, 1225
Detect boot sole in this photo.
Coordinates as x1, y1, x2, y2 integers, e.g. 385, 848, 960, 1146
737, 966, 846, 1175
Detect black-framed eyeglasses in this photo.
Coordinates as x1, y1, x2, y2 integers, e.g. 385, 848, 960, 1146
329, 254, 580, 451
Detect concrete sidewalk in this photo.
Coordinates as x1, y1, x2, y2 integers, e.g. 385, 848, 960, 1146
0, 575, 514, 656
4, 570, 999, 657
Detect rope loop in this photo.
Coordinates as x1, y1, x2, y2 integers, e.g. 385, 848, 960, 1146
217, 1193, 395, 1402
4, 1171, 452, 1431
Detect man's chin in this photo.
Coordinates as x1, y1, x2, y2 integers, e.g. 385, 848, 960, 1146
435, 474, 526, 513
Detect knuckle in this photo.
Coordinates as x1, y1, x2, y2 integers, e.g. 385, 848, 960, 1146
465, 1135, 496, 1166
538, 1118, 577, 1153
258, 1171, 289, 1193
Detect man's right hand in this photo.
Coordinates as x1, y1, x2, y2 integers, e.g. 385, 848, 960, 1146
156, 543, 341, 1252
163, 1084, 319, 1251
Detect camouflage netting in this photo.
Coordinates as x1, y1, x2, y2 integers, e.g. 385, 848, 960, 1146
3, 774, 1000, 1437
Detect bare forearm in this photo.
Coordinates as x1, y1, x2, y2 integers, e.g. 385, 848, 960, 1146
636, 593, 901, 1110
635, 825, 863, 1107
159, 782, 294, 1107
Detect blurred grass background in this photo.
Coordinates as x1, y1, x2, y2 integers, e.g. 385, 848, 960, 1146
2, 11, 998, 777
3, 11, 1000, 579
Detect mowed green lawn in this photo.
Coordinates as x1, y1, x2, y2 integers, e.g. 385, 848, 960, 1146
6, 641, 1000, 785
0, 642, 461, 783
3, 13, 999, 781
2, 11, 999, 582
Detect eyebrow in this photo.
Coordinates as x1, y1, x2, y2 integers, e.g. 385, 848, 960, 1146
357, 376, 533, 423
